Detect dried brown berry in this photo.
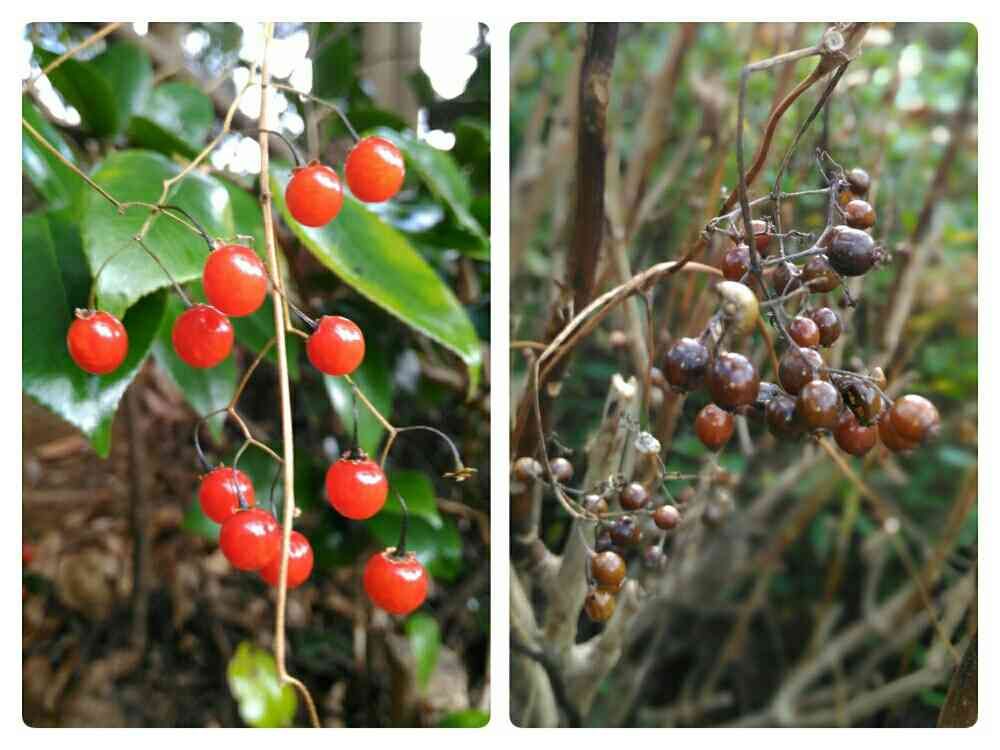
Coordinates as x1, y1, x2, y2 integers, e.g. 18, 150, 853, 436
709, 351, 760, 409
778, 346, 826, 395
835, 410, 878, 456
512, 457, 542, 482
846, 167, 871, 197
810, 307, 842, 347
797, 379, 843, 431
788, 316, 820, 348
827, 225, 878, 277
694, 403, 735, 451
721, 244, 751, 281
889, 394, 941, 444
765, 392, 804, 439
619, 482, 649, 511
583, 493, 609, 516
844, 199, 876, 230
550, 457, 574, 483
878, 410, 918, 452
802, 254, 841, 293
663, 337, 710, 392
610, 515, 642, 547
590, 550, 627, 592
772, 261, 802, 295
653, 504, 681, 531
584, 587, 616, 622
839, 377, 884, 425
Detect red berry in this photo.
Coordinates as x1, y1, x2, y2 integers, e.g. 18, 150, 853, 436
219, 508, 280, 571
66, 310, 128, 375
22, 542, 35, 567
285, 163, 344, 227
750, 219, 771, 254
326, 457, 388, 520
202, 244, 267, 317
172, 304, 234, 368
827, 225, 878, 277
259, 530, 314, 589
199, 466, 255, 523
694, 403, 734, 451
306, 315, 365, 376
363, 549, 428, 615
834, 411, 878, 456
344, 136, 405, 203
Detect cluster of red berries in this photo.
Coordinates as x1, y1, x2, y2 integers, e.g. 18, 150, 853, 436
661, 165, 940, 458
284, 135, 405, 228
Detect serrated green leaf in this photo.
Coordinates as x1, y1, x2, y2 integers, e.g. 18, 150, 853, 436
405, 612, 440, 691
324, 345, 393, 455
226, 642, 297, 728
128, 82, 214, 158
22, 96, 83, 212
271, 163, 481, 396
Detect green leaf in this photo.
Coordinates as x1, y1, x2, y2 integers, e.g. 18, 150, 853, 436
370, 127, 489, 258
22, 97, 83, 212
23, 213, 166, 457
405, 612, 441, 691
226, 642, 297, 728
152, 296, 237, 441
386, 471, 443, 527
128, 82, 214, 158
438, 709, 490, 728
82, 150, 233, 319
313, 33, 358, 99
271, 163, 481, 396
324, 345, 393, 455
365, 505, 463, 583
182, 498, 220, 541
35, 42, 152, 137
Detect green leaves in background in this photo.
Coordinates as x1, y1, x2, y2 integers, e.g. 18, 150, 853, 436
324, 345, 394, 456
364, 470, 463, 581
22, 97, 83, 213
82, 150, 232, 318
152, 296, 237, 442
226, 642, 297, 728
370, 127, 489, 259
270, 162, 481, 396
405, 612, 441, 691
438, 709, 489, 728
128, 82, 215, 159
34, 42, 152, 137
23, 213, 166, 457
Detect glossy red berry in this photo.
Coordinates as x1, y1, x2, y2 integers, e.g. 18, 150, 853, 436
345, 136, 406, 203
653, 504, 681, 531
708, 351, 760, 409
584, 587, 616, 622
172, 304, 234, 368
834, 411, 878, 456
199, 466, 255, 523
285, 163, 344, 227
663, 337, 710, 391
202, 244, 267, 317
326, 456, 388, 520
259, 530, 314, 589
67, 310, 128, 375
363, 549, 428, 615
788, 316, 820, 348
306, 315, 365, 376
219, 508, 280, 571
889, 394, 941, 444
694, 403, 734, 451
778, 346, 825, 395
797, 379, 843, 431
810, 307, 842, 347
590, 550, 626, 592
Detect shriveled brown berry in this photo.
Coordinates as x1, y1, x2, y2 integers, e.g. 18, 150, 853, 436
721, 244, 751, 281
709, 351, 760, 409
663, 337, 710, 392
549, 457, 574, 483
889, 394, 940, 444
513, 457, 542, 481
878, 410, 918, 452
835, 410, 878, 456
802, 254, 841, 293
844, 199, 876, 230
584, 588, 616, 622
827, 225, 878, 277
751, 219, 771, 254
846, 167, 871, 197
772, 261, 802, 295
583, 493, 609, 516
765, 392, 803, 439
619, 482, 649, 511
653, 504, 681, 531
788, 316, 820, 348
590, 550, 627, 592
797, 380, 843, 431
778, 346, 825, 395
694, 403, 735, 451
610, 515, 641, 547
839, 377, 884, 425
810, 307, 842, 347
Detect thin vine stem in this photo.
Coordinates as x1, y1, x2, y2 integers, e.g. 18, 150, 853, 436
23, 22, 123, 93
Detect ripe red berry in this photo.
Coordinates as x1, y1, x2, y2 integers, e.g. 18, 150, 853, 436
694, 403, 734, 451
202, 244, 268, 317
345, 136, 406, 203
590, 550, 626, 592
788, 316, 820, 348
219, 508, 280, 571
326, 456, 388, 520
285, 163, 344, 227
584, 587, 616, 622
809, 307, 842, 347
259, 530, 314, 589
889, 394, 941, 444
66, 310, 128, 375
199, 466, 255, 523
834, 411, 878, 456
306, 315, 365, 376
663, 337, 710, 391
778, 346, 825, 395
653, 504, 681, 531
721, 244, 751, 281
797, 379, 843, 431
708, 351, 759, 409
172, 304, 234, 368
363, 549, 428, 615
